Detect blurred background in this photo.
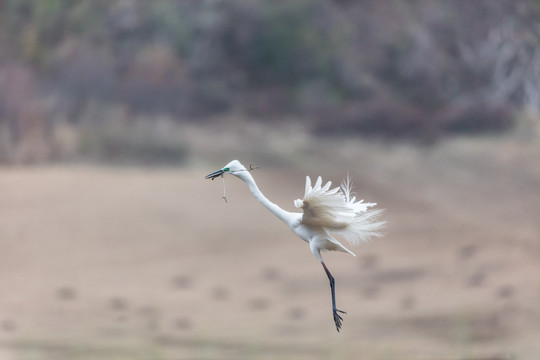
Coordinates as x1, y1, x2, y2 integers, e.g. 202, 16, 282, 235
1, 1, 540, 359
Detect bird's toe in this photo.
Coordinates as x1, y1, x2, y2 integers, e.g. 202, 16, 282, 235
332, 308, 346, 332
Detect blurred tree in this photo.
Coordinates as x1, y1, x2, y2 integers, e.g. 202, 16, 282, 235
1, 0, 540, 163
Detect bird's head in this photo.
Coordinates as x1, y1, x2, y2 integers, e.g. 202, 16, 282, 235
205, 160, 247, 180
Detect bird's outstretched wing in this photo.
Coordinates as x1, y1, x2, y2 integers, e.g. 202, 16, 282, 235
294, 176, 352, 230
295, 175, 385, 245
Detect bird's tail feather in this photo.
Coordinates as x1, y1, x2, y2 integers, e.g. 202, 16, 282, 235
338, 208, 386, 246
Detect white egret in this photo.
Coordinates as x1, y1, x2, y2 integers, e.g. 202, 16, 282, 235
205, 160, 385, 331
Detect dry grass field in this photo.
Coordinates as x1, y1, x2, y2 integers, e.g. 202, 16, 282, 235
1, 128, 540, 359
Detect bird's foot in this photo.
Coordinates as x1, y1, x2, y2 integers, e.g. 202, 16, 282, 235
333, 308, 346, 332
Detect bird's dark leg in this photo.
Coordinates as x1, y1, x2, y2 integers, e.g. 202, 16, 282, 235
321, 262, 346, 332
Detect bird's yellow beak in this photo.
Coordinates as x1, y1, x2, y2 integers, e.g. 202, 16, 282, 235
205, 168, 225, 180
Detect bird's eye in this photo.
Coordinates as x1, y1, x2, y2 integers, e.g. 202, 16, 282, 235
223, 167, 230, 172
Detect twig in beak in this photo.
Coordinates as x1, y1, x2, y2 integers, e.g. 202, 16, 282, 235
222, 175, 228, 203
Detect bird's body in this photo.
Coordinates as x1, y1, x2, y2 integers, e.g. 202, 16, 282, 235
205, 160, 385, 331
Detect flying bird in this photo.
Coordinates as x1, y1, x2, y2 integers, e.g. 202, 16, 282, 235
205, 160, 385, 331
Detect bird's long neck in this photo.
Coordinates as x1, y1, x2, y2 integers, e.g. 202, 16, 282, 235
237, 171, 291, 224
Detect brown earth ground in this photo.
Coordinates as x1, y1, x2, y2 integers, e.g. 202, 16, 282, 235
1, 124, 540, 359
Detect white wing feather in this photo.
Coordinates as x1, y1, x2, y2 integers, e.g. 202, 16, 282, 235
295, 175, 385, 245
